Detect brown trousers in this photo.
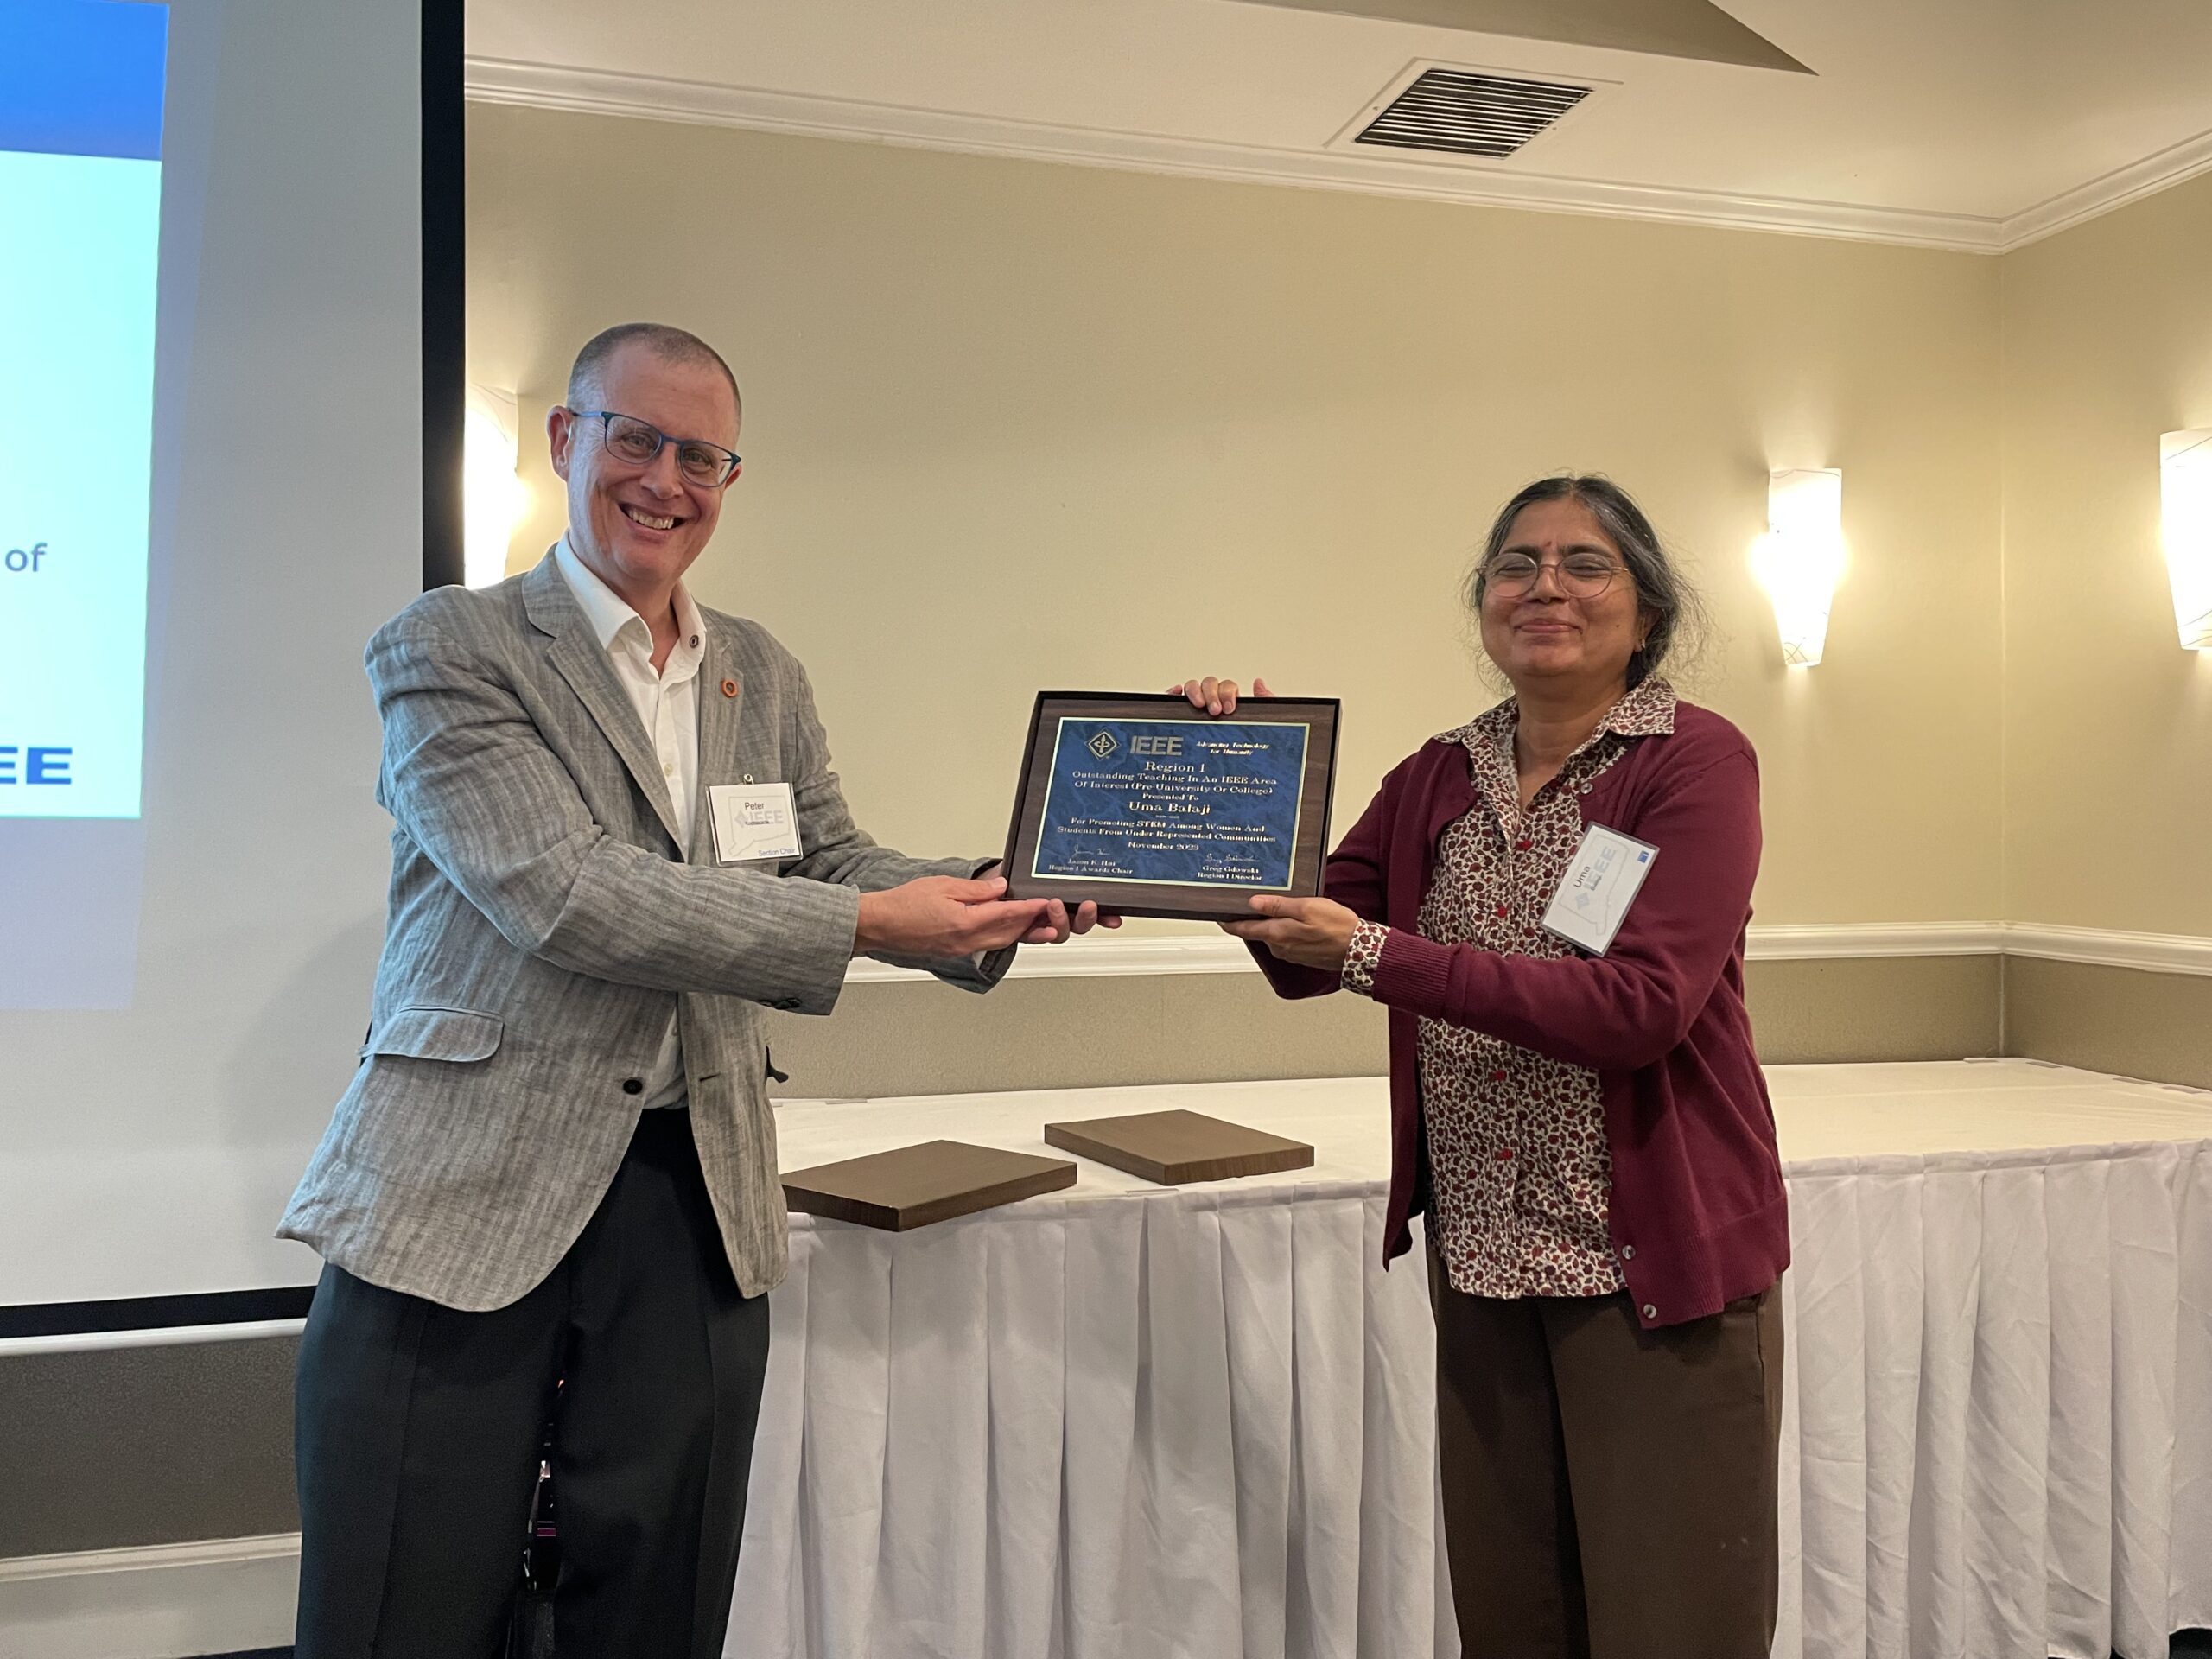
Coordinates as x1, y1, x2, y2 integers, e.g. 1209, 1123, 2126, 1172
1431, 1256, 1784, 1659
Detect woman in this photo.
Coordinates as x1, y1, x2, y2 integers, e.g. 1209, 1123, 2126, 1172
1180, 475, 1788, 1659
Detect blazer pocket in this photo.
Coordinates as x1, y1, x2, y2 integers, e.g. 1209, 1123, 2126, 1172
363, 1006, 505, 1064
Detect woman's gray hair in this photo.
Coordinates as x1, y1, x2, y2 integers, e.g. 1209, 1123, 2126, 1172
1465, 474, 1703, 690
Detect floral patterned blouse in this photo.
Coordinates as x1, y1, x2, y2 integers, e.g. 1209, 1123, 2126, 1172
1340, 677, 1678, 1298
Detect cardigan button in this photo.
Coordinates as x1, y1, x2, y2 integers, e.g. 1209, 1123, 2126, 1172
1642, 1303, 1658, 1320
1620, 1244, 1636, 1261
621, 1077, 644, 1096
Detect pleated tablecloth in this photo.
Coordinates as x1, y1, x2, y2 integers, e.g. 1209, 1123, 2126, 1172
728, 1060, 2212, 1659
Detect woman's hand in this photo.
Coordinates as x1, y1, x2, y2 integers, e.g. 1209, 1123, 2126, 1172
1168, 676, 1273, 715
1221, 894, 1359, 971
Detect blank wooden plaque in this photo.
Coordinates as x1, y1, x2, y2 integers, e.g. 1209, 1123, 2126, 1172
780, 1140, 1077, 1231
1042, 1109, 1316, 1185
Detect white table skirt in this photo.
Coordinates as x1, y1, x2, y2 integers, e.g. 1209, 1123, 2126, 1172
727, 1063, 2212, 1659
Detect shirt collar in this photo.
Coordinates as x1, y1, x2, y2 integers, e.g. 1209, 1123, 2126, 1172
552, 535, 707, 664
1441, 676, 1679, 753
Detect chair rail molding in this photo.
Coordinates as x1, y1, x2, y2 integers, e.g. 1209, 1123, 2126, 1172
847, 921, 2212, 983
0, 1534, 301, 1659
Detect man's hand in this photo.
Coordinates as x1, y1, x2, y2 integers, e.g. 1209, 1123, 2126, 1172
1026, 898, 1122, 944
973, 861, 1122, 944
1167, 676, 1273, 715
1220, 893, 1358, 971
852, 875, 1056, 958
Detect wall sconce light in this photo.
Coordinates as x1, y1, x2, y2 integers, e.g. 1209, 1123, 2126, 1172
1751, 467, 1845, 667
463, 385, 528, 589
2161, 429, 2212, 651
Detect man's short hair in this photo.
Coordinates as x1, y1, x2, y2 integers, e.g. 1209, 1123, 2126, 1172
567, 323, 741, 421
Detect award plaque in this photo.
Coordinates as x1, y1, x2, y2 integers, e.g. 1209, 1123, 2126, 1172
1001, 692, 1340, 921
782, 1141, 1078, 1231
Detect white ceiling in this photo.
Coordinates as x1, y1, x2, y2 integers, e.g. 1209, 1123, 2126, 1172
466, 0, 2212, 251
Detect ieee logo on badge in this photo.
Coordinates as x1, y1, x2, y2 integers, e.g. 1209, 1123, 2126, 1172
1087, 731, 1119, 760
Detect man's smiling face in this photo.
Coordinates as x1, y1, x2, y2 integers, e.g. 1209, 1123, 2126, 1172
549, 340, 741, 606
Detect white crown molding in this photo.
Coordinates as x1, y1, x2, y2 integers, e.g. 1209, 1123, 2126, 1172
0, 1534, 299, 1659
466, 58, 2212, 256
846, 920, 2212, 984
462, 58, 2008, 253
1999, 125, 2212, 250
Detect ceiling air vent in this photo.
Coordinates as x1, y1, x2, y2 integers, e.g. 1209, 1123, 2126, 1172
1352, 67, 1591, 159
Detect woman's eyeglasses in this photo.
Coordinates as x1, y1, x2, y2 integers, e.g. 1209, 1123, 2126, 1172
1483, 551, 1624, 600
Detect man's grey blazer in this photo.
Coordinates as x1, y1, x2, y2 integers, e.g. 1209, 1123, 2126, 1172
281, 552, 999, 1310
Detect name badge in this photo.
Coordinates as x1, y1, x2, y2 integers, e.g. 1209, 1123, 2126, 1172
1540, 823, 1658, 957
709, 782, 802, 865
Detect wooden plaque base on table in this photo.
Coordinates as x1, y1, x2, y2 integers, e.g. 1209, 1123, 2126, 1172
781, 1140, 1077, 1231
1043, 1109, 1316, 1186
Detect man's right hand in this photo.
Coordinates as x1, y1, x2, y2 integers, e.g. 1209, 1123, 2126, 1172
852, 875, 1052, 959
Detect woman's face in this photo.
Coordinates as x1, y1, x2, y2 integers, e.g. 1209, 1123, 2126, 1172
1478, 497, 1651, 698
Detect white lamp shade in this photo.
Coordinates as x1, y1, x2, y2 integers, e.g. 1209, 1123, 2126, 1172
1753, 467, 1845, 667
2162, 429, 2212, 651
463, 386, 527, 589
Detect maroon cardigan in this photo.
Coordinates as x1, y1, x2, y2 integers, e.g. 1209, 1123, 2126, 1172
1255, 701, 1789, 1329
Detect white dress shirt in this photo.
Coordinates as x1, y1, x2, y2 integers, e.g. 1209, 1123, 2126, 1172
554, 536, 706, 1109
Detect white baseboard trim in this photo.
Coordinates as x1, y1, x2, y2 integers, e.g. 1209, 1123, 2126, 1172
846, 921, 2212, 984
0, 1533, 299, 1659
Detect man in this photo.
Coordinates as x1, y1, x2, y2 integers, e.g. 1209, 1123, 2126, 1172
281, 322, 1103, 1658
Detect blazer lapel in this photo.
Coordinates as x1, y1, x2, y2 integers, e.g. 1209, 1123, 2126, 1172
521, 555, 688, 849
689, 623, 744, 864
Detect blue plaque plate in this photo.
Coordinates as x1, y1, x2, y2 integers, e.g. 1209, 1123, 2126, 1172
1032, 717, 1307, 890
1002, 693, 1341, 920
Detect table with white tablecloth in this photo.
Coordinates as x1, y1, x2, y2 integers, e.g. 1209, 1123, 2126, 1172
727, 1060, 2212, 1659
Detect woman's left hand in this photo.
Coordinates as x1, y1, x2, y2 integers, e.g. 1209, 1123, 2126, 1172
1221, 894, 1359, 970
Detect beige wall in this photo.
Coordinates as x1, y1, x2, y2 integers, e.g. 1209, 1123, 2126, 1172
469, 105, 2007, 932
1999, 170, 2212, 935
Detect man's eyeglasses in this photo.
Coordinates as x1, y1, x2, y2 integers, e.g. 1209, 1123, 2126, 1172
568, 410, 741, 488
1483, 551, 1624, 600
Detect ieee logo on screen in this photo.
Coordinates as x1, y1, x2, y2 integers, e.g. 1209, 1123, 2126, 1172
0, 747, 73, 785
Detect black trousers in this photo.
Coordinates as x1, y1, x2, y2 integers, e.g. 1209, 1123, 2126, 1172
293, 1108, 771, 1659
